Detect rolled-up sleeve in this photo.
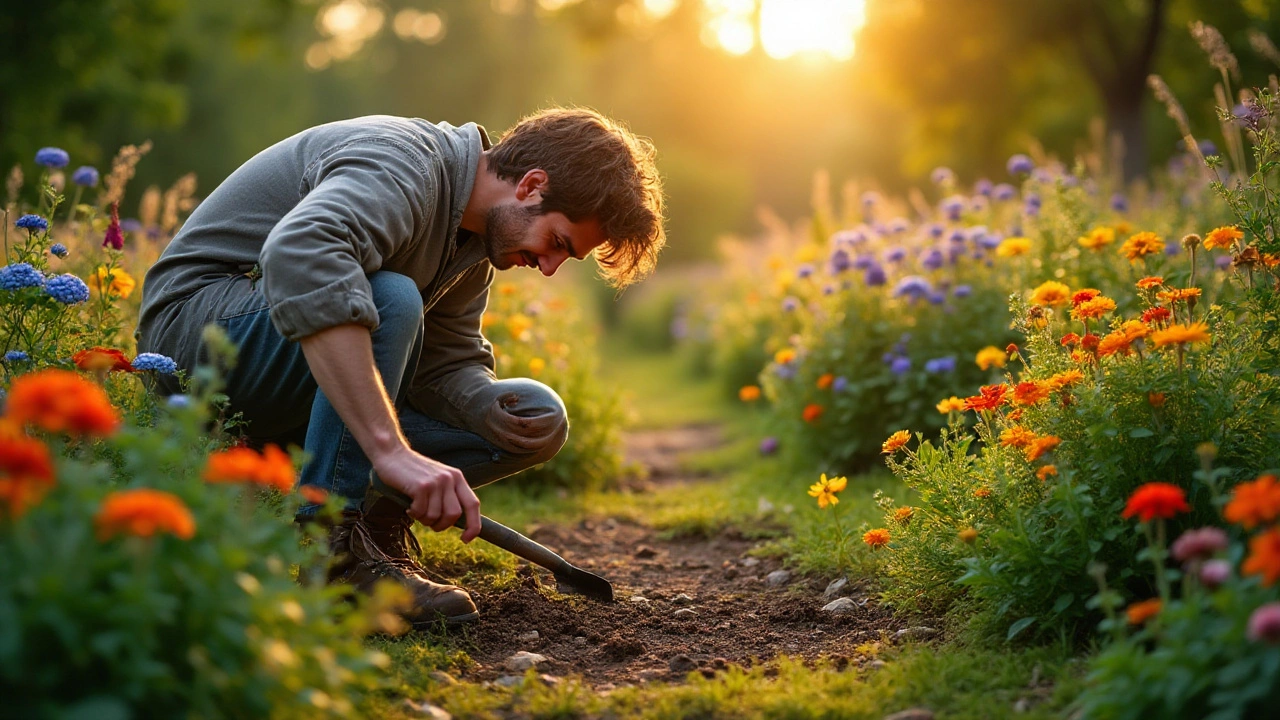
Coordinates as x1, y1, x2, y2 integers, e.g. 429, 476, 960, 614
261, 138, 433, 341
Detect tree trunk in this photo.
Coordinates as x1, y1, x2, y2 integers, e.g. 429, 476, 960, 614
1105, 87, 1148, 183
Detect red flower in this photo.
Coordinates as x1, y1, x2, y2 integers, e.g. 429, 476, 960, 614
802, 404, 824, 423
1122, 482, 1190, 522
1081, 334, 1100, 351
72, 347, 134, 373
1072, 289, 1100, 307
963, 384, 1008, 412
1142, 307, 1172, 324
102, 202, 125, 251
1060, 333, 1080, 347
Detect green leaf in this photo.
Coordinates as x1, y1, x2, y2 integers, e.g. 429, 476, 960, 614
1006, 616, 1036, 641
1128, 428, 1154, 438
1051, 593, 1074, 614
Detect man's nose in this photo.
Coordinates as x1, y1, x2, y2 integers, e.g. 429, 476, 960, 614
539, 253, 567, 277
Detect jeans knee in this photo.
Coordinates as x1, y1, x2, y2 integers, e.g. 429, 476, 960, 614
489, 378, 568, 466
368, 272, 422, 336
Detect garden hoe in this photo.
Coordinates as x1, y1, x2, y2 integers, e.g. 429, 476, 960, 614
368, 471, 615, 602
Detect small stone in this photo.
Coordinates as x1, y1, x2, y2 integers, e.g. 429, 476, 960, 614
782, 504, 794, 514
893, 627, 939, 641
765, 569, 792, 586
634, 545, 657, 559
427, 670, 458, 686
1013, 698, 1031, 713
638, 668, 667, 681
630, 596, 650, 604
868, 660, 888, 670
673, 593, 694, 605
538, 674, 561, 687
516, 630, 540, 643
505, 651, 548, 672
883, 709, 934, 720
741, 557, 761, 567
822, 597, 859, 614
673, 608, 698, 619
757, 497, 776, 514
723, 566, 739, 579
823, 577, 849, 600
596, 682, 616, 693
403, 700, 452, 719
668, 654, 698, 673
573, 636, 588, 645
495, 675, 523, 688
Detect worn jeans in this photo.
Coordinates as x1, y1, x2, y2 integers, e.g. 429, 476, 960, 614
147, 271, 567, 516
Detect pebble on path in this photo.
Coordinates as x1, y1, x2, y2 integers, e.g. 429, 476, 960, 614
505, 651, 548, 672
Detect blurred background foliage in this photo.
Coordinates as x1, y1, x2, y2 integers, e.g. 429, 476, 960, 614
3, 0, 1277, 264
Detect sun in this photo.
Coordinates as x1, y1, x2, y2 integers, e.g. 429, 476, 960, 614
703, 0, 868, 61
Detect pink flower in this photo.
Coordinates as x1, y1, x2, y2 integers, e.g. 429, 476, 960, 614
1199, 559, 1231, 589
102, 202, 124, 251
1171, 527, 1230, 564
1247, 603, 1280, 644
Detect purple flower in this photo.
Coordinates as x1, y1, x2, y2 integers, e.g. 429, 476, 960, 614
889, 217, 910, 234
861, 191, 880, 207
1110, 193, 1128, 213
796, 263, 815, 279
49, 243, 68, 258
1061, 175, 1078, 188
927, 223, 944, 239
35, 147, 70, 168
759, 437, 779, 456
953, 284, 972, 298
883, 247, 907, 263
1165, 241, 1181, 256
1216, 254, 1234, 270
831, 376, 847, 392
1170, 527, 1229, 564
1007, 154, 1034, 175
890, 356, 912, 375
781, 296, 799, 312
864, 264, 887, 286
103, 203, 124, 251
829, 248, 851, 273
822, 284, 836, 296
976, 233, 1002, 251
853, 253, 876, 270
941, 195, 965, 222
1197, 139, 1218, 156
970, 196, 989, 213
948, 230, 967, 244
774, 363, 797, 380
71, 166, 99, 187
1032, 168, 1054, 184
1024, 193, 1042, 210
121, 219, 143, 233
993, 183, 1017, 201
892, 275, 932, 300
920, 248, 944, 271
1199, 559, 1231, 589
1247, 603, 1280, 644
926, 291, 946, 305
974, 178, 993, 196
924, 356, 956, 373
931, 167, 954, 185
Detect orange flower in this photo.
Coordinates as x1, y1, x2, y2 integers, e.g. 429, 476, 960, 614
964, 384, 1008, 412
0, 433, 55, 518
774, 348, 796, 364
1136, 276, 1165, 290
1243, 528, 1280, 586
816, 373, 834, 390
72, 347, 134, 373
1045, 369, 1085, 391
1203, 225, 1244, 250
1011, 381, 1051, 406
1120, 320, 1150, 341
1080, 334, 1100, 351
862, 528, 891, 548
973, 488, 992, 498
958, 527, 979, 544
6, 369, 121, 437
299, 485, 330, 504
1036, 465, 1058, 481
1150, 322, 1211, 348
882, 430, 911, 454
975, 346, 1007, 370
257, 445, 297, 493
1024, 435, 1061, 462
1126, 598, 1162, 625
996, 237, 1032, 257
1071, 296, 1117, 321
892, 506, 914, 524
739, 385, 762, 402
1096, 331, 1133, 358
1029, 281, 1071, 307
1121, 232, 1165, 261
1072, 289, 1101, 307
1148, 392, 1167, 407
802, 404, 824, 423
1224, 474, 1280, 530
1142, 307, 1172, 324
1060, 333, 1080, 347
203, 444, 296, 493
1000, 426, 1036, 449
1078, 227, 1116, 251
1155, 288, 1202, 304
1122, 482, 1190, 522
936, 396, 965, 413
95, 488, 196, 541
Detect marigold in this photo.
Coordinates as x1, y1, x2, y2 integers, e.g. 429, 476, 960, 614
1203, 225, 1244, 250
299, 485, 330, 504
1156, 288, 1202, 304
774, 348, 796, 365
802, 404, 824, 423
1142, 306, 1172, 324
996, 237, 1032, 257
1024, 435, 1061, 462
816, 373, 834, 390
958, 527, 979, 544
72, 347, 134, 373
1096, 332, 1133, 358
862, 528, 891, 548
0, 433, 55, 518
964, 384, 1008, 412
1121, 231, 1165, 261
973, 488, 992, 498
1136, 276, 1165, 290
1150, 322, 1211, 348
204, 444, 296, 493
1224, 474, 1280, 530
1072, 289, 1101, 307
882, 430, 911, 454
1126, 598, 1163, 625
6, 369, 120, 437
1029, 280, 1071, 307
999, 426, 1036, 449
1060, 333, 1080, 347
1071, 296, 1117, 321
936, 396, 966, 414
88, 266, 136, 299
739, 385, 762, 402
1243, 529, 1280, 586
1120, 320, 1150, 341
807, 472, 848, 509
1078, 227, 1116, 251
1011, 381, 1051, 406
1148, 392, 1167, 407
1122, 482, 1190, 522
975, 346, 1007, 370
1045, 369, 1085, 391
893, 506, 914, 524
1036, 465, 1058, 481
95, 488, 196, 541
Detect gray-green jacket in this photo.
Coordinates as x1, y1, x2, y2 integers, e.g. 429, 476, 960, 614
137, 115, 499, 435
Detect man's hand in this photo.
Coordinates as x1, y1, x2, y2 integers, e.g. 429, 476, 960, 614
374, 447, 481, 542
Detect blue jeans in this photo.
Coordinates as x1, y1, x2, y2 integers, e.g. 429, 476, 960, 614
162, 271, 566, 516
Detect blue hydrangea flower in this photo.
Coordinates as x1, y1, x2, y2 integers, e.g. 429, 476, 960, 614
781, 296, 799, 312
993, 183, 1016, 201
1007, 154, 1034, 175
35, 147, 70, 168
890, 356, 912, 375
940, 195, 965, 221
4, 350, 28, 363
71, 166, 100, 186
796, 263, 815, 279
829, 248, 851, 274
132, 352, 178, 374
831, 376, 847, 392
45, 274, 90, 304
0, 263, 45, 290
974, 178, 993, 196
953, 284, 972, 298
924, 356, 956, 374
15, 214, 48, 232
1110, 193, 1128, 213
49, 243, 68, 258
759, 437, 779, 455
864, 264, 887, 286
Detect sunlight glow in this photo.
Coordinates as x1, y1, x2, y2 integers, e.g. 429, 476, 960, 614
703, 0, 867, 61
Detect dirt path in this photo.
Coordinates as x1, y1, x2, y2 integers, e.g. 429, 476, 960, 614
445, 425, 904, 689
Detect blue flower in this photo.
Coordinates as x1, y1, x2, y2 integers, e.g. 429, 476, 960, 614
781, 296, 799, 312
892, 275, 932, 300
920, 248, 944, 271
852, 253, 876, 270
1198, 140, 1218, 156
132, 352, 178, 374
993, 183, 1016, 201
890, 356, 912, 375
924, 356, 956, 374
829, 248, 851, 273
759, 437, 779, 455
1007, 154, 1034, 175
796, 263, 815, 279
927, 223, 945, 238
121, 219, 143, 233
953, 284, 972, 298
71, 166, 100, 186
167, 394, 192, 409
883, 247, 907, 263
35, 147, 70, 168
774, 363, 797, 380
974, 178, 993, 196
831, 376, 847, 392
926, 291, 947, 305
0, 263, 44, 290
1024, 194, 1042, 209
1110, 193, 1128, 213
864, 264, 887, 286
976, 232, 1002, 250
940, 195, 965, 221
15, 214, 48, 232
45, 274, 90, 304
889, 217, 910, 234
4, 350, 28, 363
49, 243, 68, 258
1165, 240, 1181, 256
931, 166, 954, 185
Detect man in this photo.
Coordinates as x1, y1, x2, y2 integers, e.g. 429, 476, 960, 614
137, 108, 664, 625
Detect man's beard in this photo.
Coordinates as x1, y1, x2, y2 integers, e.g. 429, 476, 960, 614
483, 204, 537, 269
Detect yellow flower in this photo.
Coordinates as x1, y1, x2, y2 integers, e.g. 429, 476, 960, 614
1121, 231, 1165, 261
936, 396, 965, 414
1155, 288, 1202, 304
882, 430, 911, 455
1203, 225, 1244, 250
774, 348, 796, 365
958, 527, 979, 544
1077, 227, 1116, 251
807, 472, 848, 509
1029, 280, 1071, 307
528, 357, 546, 376
975, 345, 1007, 370
1150, 322, 1211, 348
89, 267, 136, 299
506, 313, 533, 339
996, 237, 1032, 257
497, 282, 519, 296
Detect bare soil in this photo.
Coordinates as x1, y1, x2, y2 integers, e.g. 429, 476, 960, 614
439, 425, 905, 688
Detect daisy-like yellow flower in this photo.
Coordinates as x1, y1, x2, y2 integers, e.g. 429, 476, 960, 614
1150, 322, 1211, 348
936, 396, 966, 414
807, 473, 848, 509
996, 237, 1032, 257
1077, 226, 1116, 251
975, 345, 1007, 370
882, 430, 911, 455
1203, 225, 1244, 250
1120, 320, 1150, 341
89, 267, 136, 299
1096, 331, 1133, 358
999, 426, 1037, 449
1029, 280, 1071, 307
1121, 232, 1165, 261
528, 357, 546, 376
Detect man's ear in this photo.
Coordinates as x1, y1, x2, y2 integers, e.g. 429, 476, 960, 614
514, 169, 549, 203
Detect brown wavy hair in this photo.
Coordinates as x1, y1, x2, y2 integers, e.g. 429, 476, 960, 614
487, 107, 665, 288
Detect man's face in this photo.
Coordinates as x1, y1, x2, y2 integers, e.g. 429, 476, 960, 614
483, 202, 607, 277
